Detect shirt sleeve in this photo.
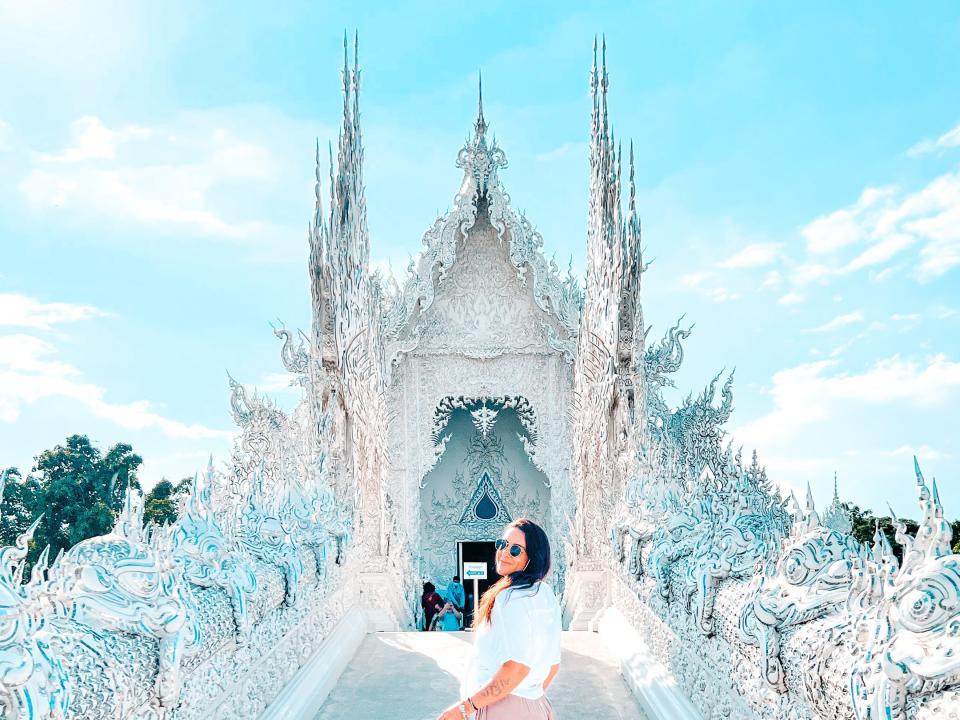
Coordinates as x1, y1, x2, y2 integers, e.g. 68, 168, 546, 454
550, 604, 562, 665
495, 592, 537, 668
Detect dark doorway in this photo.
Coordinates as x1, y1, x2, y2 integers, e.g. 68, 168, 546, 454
459, 540, 501, 627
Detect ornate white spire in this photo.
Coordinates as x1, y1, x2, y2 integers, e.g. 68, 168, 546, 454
475, 70, 488, 138
822, 470, 853, 535
308, 31, 370, 371
456, 71, 506, 196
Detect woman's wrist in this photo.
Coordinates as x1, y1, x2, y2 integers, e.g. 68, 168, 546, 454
456, 696, 477, 718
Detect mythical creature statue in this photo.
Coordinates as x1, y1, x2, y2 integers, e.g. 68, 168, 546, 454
682, 496, 783, 635
849, 461, 960, 720
172, 472, 258, 643
237, 482, 304, 607
648, 493, 711, 599
272, 323, 311, 382
280, 481, 336, 578
44, 489, 201, 710
0, 518, 71, 720
739, 486, 860, 692
608, 500, 656, 580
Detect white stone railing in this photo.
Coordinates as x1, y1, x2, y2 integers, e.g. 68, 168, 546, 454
0, 469, 380, 720
607, 462, 960, 720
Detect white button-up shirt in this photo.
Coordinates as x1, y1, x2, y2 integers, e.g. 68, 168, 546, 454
461, 582, 562, 700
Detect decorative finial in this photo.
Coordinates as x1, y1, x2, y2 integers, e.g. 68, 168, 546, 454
475, 70, 488, 138
341, 31, 351, 108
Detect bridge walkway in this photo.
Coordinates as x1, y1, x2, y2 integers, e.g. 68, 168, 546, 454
314, 630, 648, 720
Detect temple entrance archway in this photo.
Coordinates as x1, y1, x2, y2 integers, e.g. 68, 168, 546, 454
417, 397, 551, 591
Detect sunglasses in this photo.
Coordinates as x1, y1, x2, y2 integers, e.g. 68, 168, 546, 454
494, 539, 526, 557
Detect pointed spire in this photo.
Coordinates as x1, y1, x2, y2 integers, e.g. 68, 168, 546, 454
313, 138, 324, 225
590, 35, 599, 106
475, 70, 488, 138
600, 34, 610, 143
628, 141, 637, 220
352, 31, 361, 134
342, 31, 351, 112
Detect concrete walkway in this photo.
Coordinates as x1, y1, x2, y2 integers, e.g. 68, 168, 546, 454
314, 631, 648, 720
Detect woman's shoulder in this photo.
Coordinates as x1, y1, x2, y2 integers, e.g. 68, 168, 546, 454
500, 581, 558, 608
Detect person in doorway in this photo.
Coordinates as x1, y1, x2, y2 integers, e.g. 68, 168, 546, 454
434, 601, 463, 631
447, 575, 466, 616
436, 518, 561, 720
421, 581, 444, 632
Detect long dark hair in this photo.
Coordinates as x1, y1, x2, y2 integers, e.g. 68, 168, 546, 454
473, 518, 551, 627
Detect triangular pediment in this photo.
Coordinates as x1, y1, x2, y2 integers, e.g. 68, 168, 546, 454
380, 104, 583, 378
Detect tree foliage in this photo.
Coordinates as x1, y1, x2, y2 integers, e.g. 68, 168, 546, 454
842, 502, 960, 559
0, 435, 191, 569
0, 467, 42, 547
32, 435, 142, 558
143, 477, 192, 526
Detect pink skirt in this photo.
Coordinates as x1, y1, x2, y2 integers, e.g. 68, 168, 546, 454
476, 694, 555, 719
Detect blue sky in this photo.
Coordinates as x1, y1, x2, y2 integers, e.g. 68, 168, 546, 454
1, 1, 958, 519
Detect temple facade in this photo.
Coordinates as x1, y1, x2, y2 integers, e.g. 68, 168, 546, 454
2, 37, 960, 720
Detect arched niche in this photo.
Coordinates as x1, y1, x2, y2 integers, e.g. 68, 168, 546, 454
417, 397, 551, 589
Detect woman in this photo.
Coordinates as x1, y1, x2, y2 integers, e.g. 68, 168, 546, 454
437, 518, 561, 720
421, 581, 444, 632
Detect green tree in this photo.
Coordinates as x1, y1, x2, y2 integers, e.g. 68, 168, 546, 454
30, 435, 142, 562
843, 501, 937, 563
0, 467, 43, 546
143, 477, 192, 526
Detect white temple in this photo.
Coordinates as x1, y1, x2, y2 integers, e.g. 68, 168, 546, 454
2, 37, 959, 720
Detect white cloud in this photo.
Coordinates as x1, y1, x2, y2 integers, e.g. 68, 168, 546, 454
760, 271, 781, 289
777, 292, 804, 306
0, 332, 232, 440
907, 122, 960, 157
804, 310, 864, 334
39, 115, 152, 163
881, 444, 949, 461
872, 266, 899, 282
21, 166, 266, 238
791, 262, 840, 286
19, 115, 279, 240
845, 232, 916, 271
679, 271, 739, 302
706, 287, 739, 303
717, 242, 782, 269
680, 271, 712, 288
797, 168, 960, 284
733, 353, 960, 448
890, 313, 921, 323
802, 187, 896, 254
0, 293, 106, 329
